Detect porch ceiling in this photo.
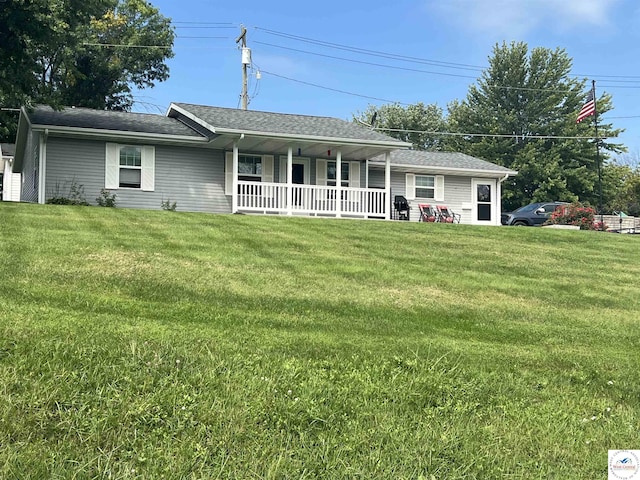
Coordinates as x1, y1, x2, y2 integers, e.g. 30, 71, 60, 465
206, 132, 400, 160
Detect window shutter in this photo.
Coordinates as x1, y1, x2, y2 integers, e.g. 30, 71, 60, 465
105, 143, 119, 189
316, 159, 327, 186
141, 146, 155, 191
405, 173, 415, 200
435, 175, 445, 201
262, 155, 274, 182
279, 157, 287, 183
349, 162, 360, 188
225, 152, 233, 195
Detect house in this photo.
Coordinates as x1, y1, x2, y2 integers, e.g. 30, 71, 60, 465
11, 104, 516, 224
1, 143, 21, 202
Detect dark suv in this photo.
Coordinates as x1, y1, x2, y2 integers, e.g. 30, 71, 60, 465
501, 202, 568, 226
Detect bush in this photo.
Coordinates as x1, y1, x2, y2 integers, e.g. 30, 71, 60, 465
161, 198, 177, 211
46, 179, 89, 206
547, 202, 607, 230
96, 189, 117, 207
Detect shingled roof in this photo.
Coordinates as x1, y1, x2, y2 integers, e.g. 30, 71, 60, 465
171, 103, 406, 144
371, 150, 516, 174
28, 105, 205, 138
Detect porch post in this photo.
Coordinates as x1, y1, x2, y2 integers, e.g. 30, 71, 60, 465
336, 150, 342, 218
384, 151, 391, 220
232, 142, 239, 213
286, 146, 293, 216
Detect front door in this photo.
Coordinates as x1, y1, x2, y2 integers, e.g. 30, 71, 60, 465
292, 164, 304, 184
472, 179, 496, 225
292, 163, 304, 205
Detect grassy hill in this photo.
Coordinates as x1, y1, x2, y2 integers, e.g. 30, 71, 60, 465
0, 202, 638, 479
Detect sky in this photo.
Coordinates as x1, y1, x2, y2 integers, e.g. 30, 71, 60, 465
131, 0, 640, 161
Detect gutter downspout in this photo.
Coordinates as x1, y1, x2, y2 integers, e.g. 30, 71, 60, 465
497, 173, 510, 226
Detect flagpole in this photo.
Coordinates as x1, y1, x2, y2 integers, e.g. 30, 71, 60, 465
592, 80, 603, 226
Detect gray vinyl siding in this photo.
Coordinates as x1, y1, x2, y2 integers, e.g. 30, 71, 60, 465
45, 137, 230, 213
444, 177, 473, 224
369, 168, 475, 223
45, 138, 103, 202
21, 132, 39, 203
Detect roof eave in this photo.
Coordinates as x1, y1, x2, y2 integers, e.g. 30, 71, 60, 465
370, 161, 518, 177
213, 127, 412, 149
29, 124, 208, 144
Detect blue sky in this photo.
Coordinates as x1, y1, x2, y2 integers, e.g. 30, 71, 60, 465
133, 0, 640, 160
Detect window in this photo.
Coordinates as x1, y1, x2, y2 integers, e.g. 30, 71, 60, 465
238, 155, 262, 181
224, 153, 274, 195
119, 146, 142, 188
105, 143, 155, 191
415, 175, 435, 199
405, 173, 443, 201
327, 161, 349, 187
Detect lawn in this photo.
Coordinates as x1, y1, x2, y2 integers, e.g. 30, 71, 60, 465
0, 202, 638, 479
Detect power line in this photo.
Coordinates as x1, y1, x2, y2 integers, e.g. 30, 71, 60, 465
254, 26, 485, 73
253, 25, 640, 87
259, 70, 411, 105
172, 22, 233, 25
254, 41, 479, 80
374, 127, 602, 140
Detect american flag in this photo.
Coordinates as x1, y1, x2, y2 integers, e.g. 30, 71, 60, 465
576, 89, 596, 123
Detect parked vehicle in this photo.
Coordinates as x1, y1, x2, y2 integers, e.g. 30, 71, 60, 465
501, 202, 568, 226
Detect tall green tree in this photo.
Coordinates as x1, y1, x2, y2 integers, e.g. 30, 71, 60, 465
353, 102, 448, 151
448, 42, 624, 211
0, 0, 174, 141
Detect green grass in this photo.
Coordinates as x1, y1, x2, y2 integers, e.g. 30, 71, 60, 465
0, 202, 638, 479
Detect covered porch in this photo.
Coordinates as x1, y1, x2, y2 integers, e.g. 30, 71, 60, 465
225, 138, 402, 219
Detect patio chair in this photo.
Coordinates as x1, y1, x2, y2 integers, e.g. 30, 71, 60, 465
393, 195, 411, 221
436, 205, 461, 223
418, 204, 438, 222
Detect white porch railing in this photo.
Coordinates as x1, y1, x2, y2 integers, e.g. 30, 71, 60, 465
237, 181, 387, 217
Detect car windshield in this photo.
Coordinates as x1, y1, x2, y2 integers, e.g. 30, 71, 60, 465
513, 203, 543, 213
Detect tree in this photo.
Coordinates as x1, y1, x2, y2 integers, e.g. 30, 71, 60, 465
353, 102, 448, 151
447, 42, 624, 212
602, 161, 640, 216
0, 0, 174, 141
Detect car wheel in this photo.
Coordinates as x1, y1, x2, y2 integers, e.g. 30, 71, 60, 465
513, 220, 528, 226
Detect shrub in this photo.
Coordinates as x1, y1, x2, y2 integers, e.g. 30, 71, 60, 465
547, 202, 607, 230
96, 189, 117, 207
46, 179, 89, 206
161, 198, 177, 211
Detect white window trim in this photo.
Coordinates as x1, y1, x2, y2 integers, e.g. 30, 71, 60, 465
105, 143, 155, 191
225, 152, 274, 195
406, 173, 444, 201
316, 160, 361, 187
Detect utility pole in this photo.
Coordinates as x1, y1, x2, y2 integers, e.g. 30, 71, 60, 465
235, 25, 249, 110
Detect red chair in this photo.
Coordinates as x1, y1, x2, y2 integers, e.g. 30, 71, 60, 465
418, 204, 438, 222
436, 205, 461, 223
